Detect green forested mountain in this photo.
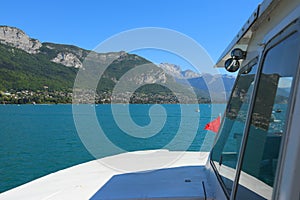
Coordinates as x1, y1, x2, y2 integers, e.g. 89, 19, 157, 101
0, 43, 77, 91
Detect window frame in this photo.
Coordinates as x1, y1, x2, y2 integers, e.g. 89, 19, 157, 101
209, 57, 260, 199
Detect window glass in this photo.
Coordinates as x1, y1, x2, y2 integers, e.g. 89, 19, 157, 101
211, 59, 258, 195
236, 32, 300, 199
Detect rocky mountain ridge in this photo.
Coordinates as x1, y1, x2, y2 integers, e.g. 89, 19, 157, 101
0, 26, 42, 54
0, 26, 128, 70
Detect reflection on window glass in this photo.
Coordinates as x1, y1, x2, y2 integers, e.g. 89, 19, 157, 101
236, 32, 300, 200
211, 60, 258, 195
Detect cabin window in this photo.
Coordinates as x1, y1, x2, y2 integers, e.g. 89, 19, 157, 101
235, 32, 300, 199
211, 58, 258, 196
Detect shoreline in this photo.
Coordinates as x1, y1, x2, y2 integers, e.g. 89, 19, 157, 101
0, 102, 225, 105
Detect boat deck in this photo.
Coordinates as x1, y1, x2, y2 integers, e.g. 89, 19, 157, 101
0, 150, 210, 200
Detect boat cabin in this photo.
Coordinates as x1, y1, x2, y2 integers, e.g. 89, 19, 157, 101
210, 0, 300, 199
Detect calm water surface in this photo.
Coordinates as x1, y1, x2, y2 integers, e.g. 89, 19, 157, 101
0, 104, 225, 193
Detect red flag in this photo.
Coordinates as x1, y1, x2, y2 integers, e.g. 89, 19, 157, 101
204, 116, 221, 133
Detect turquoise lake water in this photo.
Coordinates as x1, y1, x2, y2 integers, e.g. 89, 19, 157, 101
0, 104, 225, 193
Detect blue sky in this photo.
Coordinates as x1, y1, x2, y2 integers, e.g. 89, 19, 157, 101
1, 0, 261, 72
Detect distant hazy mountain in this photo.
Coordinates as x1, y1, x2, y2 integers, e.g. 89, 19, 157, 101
181, 69, 201, 79
159, 63, 200, 79
158, 62, 235, 99
186, 73, 235, 93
